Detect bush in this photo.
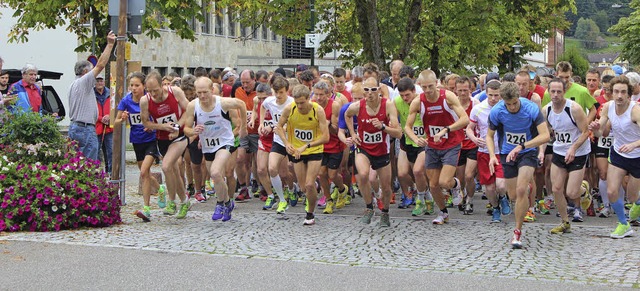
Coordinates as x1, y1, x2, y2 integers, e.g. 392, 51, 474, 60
0, 111, 121, 232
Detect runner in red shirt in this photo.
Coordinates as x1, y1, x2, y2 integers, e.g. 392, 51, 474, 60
140, 70, 191, 219
405, 70, 470, 225
345, 77, 402, 227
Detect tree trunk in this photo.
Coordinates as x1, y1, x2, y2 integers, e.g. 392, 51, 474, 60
396, 0, 422, 60
355, 0, 386, 69
429, 15, 443, 77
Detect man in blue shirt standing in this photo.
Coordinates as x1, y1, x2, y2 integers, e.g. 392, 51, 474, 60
486, 82, 550, 249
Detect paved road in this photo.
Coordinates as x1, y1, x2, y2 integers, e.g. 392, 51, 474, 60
1, 153, 638, 290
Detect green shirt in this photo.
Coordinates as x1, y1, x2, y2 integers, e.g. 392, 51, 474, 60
564, 83, 596, 113
395, 96, 424, 147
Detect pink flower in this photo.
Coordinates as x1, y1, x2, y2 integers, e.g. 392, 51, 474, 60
0, 174, 5, 180
18, 198, 26, 205
36, 193, 43, 199
1, 202, 8, 209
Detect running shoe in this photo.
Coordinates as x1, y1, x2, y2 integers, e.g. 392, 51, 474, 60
550, 221, 571, 234
176, 201, 190, 219
412, 200, 427, 216
253, 185, 262, 198
524, 210, 536, 222
317, 195, 327, 208
475, 179, 482, 192
572, 208, 584, 222
598, 206, 611, 218
580, 180, 592, 210
432, 212, 449, 225
194, 192, 207, 203
376, 197, 384, 210
390, 193, 396, 204
445, 194, 453, 208
378, 212, 391, 227
336, 187, 348, 209
235, 187, 251, 202
398, 194, 411, 209
212, 204, 224, 220
222, 201, 235, 221
353, 184, 361, 197
491, 208, 501, 223
629, 203, 640, 221
303, 217, 316, 226
481, 194, 488, 200
187, 184, 195, 198
500, 195, 511, 215
538, 199, 550, 215
425, 200, 435, 215
288, 189, 298, 207
263, 196, 277, 210
259, 189, 268, 202
451, 178, 463, 206
135, 208, 151, 222
511, 229, 522, 249
610, 222, 633, 239
250, 179, 259, 194
345, 194, 352, 205
360, 208, 375, 224
323, 200, 334, 214
276, 201, 289, 214
157, 184, 167, 208
163, 200, 176, 215
463, 203, 474, 215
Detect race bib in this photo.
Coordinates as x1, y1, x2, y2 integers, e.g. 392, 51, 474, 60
554, 132, 572, 144
156, 113, 178, 124
202, 137, 221, 150
413, 126, 425, 138
273, 113, 282, 122
428, 126, 448, 139
263, 120, 274, 128
294, 129, 313, 142
598, 136, 613, 149
363, 131, 383, 144
129, 113, 142, 125
505, 132, 526, 145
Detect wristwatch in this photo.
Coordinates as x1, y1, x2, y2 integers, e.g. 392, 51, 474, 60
519, 142, 526, 149
380, 124, 386, 131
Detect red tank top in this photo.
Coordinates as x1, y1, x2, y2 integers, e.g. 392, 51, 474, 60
357, 98, 390, 156
323, 99, 345, 153
595, 95, 608, 119
420, 89, 464, 150
461, 101, 476, 150
147, 86, 183, 140
257, 100, 274, 148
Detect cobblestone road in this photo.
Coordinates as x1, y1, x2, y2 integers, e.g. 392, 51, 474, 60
1, 161, 638, 289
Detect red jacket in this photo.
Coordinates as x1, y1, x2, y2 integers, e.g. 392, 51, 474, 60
96, 96, 113, 135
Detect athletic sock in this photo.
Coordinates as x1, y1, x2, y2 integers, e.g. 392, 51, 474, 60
599, 179, 609, 206
612, 197, 627, 224
270, 175, 286, 201
417, 191, 426, 202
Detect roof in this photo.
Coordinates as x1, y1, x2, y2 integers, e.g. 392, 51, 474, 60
587, 53, 620, 64
3, 69, 64, 84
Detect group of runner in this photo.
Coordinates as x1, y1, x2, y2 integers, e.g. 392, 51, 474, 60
113, 60, 640, 249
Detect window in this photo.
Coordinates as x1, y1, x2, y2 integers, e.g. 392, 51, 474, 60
262, 25, 268, 41
171, 67, 184, 77
187, 67, 196, 75
142, 66, 151, 75
240, 23, 247, 38
202, 3, 211, 34
214, 7, 224, 35
272, 30, 278, 42
228, 9, 236, 37
187, 16, 196, 32
155, 67, 167, 77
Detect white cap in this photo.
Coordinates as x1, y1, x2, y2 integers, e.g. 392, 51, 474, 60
96, 72, 105, 79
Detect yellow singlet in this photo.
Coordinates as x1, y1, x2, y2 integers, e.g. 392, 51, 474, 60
287, 101, 324, 155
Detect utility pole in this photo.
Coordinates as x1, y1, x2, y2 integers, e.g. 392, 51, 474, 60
111, 0, 127, 202
310, 0, 315, 67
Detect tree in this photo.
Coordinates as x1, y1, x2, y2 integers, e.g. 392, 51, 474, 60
610, 0, 640, 66
574, 17, 601, 49
592, 10, 610, 33
557, 46, 590, 79
2, 0, 207, 52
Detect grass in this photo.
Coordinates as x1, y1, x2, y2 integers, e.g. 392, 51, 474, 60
566, 35, 622, 54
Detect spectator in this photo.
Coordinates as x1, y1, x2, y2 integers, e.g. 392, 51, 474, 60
0, 70, 9, 95
68, 31, 115, 161
8, 64, 43, 114
94, 73, 113, 174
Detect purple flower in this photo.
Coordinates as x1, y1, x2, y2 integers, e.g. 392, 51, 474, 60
6, 212, 13, 219
36, 193, 43, 199
0, 174, 5, 180
1, 202, 8, 209
18, 198, 26, 205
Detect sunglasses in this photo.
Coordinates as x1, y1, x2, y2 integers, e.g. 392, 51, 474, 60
363, 87, 379, 92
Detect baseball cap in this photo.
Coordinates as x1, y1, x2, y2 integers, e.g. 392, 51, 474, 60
485, 72, 500, 85
222, 71, 237, 81
528, 71, 536, 80
96, 72, 105, 79
297, 64, 308, 72
612, 65, 623, 76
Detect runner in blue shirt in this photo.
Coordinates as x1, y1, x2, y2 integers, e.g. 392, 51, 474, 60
486, 82, 550, 249
114, 72, 163, 222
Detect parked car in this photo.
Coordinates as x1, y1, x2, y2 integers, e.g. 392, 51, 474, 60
5, 69, 66, 119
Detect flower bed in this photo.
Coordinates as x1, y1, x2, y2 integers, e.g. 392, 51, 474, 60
0, 112, 121, 232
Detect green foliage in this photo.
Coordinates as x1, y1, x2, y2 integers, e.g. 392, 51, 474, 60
592, 10, 610, 33
557, 46, 590, 79
0, 112, 66, 160
575, 18, 602, 49
609, 0, 640, 66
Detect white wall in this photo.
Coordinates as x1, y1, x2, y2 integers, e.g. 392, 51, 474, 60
1, 7, 79, 126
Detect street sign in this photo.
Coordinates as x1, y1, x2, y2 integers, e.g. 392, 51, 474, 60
109, 0, 146, 16
87, 55, 98, 66
110, 15, 143, 35
305, 34, 320, 48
